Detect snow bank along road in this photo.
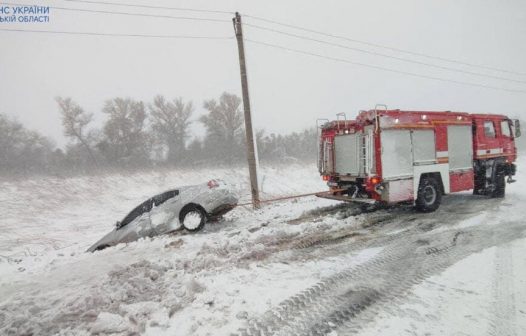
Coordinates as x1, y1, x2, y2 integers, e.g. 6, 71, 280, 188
0, 162, 525, 335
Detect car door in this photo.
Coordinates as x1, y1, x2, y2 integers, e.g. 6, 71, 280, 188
148, 189, 183, 234
116, 213, 157, 243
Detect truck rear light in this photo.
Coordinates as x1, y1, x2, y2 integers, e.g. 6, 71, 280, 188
370, 177, 381, 184
322, 175, 329, 181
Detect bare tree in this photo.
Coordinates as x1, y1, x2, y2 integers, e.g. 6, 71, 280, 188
0, 114, 55, 174
99, 97, 150, 166
257, 127, 317, 163
186, 138, 204, 164
56, 97, 99, 167
200, 92, 244, 162
149, 95, 193, 164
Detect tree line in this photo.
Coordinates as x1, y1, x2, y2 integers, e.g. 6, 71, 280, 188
0, 92, 317, 177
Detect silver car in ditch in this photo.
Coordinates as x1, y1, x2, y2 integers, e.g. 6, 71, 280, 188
87, 180, 238, 252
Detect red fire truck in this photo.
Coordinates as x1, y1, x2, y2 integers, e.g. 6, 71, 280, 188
317, 107, 521, 212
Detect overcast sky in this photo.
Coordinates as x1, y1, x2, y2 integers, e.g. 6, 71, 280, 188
1, 0, 525, 147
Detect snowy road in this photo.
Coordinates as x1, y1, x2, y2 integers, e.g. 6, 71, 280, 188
0, 163, 525, 335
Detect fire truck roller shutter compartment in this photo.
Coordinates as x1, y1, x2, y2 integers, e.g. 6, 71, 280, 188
448, 125, 473, 170
334, 133, 361, 175
412, 130, 436, 164
380, 130, 414, 203
448, 125, 474, 192
381, 129, 440, 203
410, 129, 450, 200
381, 130, 413, 178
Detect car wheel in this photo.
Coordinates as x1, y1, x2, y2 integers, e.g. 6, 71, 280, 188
180, 205, 206, 232
415, 177, 441, 212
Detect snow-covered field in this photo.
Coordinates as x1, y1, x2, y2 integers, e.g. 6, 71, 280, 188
1, 162, 525, 335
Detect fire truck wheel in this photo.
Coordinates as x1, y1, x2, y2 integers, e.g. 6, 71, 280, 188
473, 170, 486, 195
416, 177, 442, 212
490, 173, 506, 198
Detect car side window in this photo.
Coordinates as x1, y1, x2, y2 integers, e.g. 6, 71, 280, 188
501, 120, 511, 137
117, 189, 180, 229
484, 121, 496, 138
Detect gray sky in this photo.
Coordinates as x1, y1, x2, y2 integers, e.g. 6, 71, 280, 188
1, 0, 525, 148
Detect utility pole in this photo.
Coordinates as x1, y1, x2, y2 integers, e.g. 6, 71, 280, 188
233, 12, 260, 209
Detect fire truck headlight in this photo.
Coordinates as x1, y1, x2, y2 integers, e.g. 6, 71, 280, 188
422, 115, 428, 120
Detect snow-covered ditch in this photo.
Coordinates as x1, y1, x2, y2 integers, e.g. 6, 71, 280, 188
1, 160, 526, 335
0, 164, 377, 335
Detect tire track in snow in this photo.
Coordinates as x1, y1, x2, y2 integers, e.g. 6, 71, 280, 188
490, 243, 517, 336
236, 213, 526, 336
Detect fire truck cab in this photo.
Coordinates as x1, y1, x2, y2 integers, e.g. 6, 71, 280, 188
317, 108, 521, 212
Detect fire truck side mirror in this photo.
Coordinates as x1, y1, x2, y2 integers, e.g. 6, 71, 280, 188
513, 119, 521, 138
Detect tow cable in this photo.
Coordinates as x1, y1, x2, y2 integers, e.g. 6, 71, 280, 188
234, 189, 346, 208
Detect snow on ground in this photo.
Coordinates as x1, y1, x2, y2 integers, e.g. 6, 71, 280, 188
0, 164, 327, 259
358, 238, 526, 336
1, 161, 526, 335
354, 165, 526, 336
0, 163, 370, 335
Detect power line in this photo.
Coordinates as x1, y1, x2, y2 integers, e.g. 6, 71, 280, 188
3, 3, 523, 93
12, 1, 521, 79
244, 23, 526, 85
13, 1, 522, 81
244, 14, 526, 77
60, 0, 234, 15
246, 38, 526, 94
0, 2, 231, 22
0, 27, 233, 39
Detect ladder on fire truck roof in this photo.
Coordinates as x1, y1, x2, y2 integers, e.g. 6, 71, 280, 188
360, 134, 367, 175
